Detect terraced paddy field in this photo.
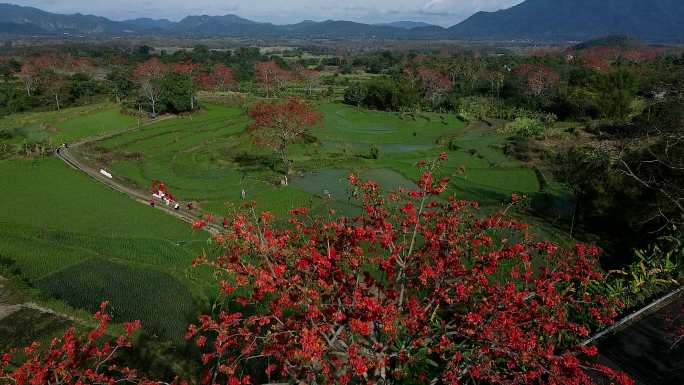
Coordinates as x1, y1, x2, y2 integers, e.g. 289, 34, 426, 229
80, 102, 564, 221
0, 101, 574, 346
0, 158, 212, 341
0, 102, 139, 145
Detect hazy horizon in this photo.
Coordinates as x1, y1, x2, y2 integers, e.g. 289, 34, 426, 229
6, 0, 524, 27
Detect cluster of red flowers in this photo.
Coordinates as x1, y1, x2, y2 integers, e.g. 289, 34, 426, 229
191, 63, 236, 92
512, 63, 561, 97
1, 154, 634, 385
414, 66, 454, 104
247, 98, 323, 174
254, 61, 293, 98
0, 302, 152, 385
187, 155, 631, 385
575, 46, 665, 72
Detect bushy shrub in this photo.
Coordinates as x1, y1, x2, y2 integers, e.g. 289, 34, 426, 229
457, 96, 495, 121
368, 144, 380, 159
501, 117, 547, 138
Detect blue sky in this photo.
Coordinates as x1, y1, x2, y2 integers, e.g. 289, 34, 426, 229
11, 0, 523, 26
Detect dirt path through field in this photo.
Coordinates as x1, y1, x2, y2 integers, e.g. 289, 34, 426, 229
54, 117, 222, 235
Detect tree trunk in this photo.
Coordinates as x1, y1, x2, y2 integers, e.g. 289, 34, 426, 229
279, 143, 292, 175
55, 94, 60, 111
570, 197, 579, 237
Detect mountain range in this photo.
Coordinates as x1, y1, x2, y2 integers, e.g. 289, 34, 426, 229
1, 0, 683, 42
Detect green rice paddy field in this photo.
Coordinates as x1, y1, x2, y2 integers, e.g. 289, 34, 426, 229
0, 99, 572, 345
0, 102, 139, 144
0, 158, 211, 341
83, 102, 557, 217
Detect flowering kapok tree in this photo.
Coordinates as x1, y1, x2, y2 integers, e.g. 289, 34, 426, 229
188, 154, 633, 385
248, 97, 323, 175
255, 61, 291, 98
16, 62, 40, 96
202, 64, 236, 92
416, 66, 453, 107
1, 153, 634, 385
133, 58, 167, 115
512, 63, 561, 97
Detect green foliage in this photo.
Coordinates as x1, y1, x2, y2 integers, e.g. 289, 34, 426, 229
67, 73, 105, 103
500, 117, 547, 138
457, 96, 495, 122
368, 144, 380, 159
106, 67, 135, 102
594, 69, 638, 122
159, 72, 195, 114
0, 83, 40, 116
606, 236, 682, 309
343, 82, 367, 108
344, 77, 420, 112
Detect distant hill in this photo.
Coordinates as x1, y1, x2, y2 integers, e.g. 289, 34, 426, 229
378, 21, 436, 30
0, 3, 130, 34
171, 14, 279, 36
1, 1, 683, 42
123, 18, 175, 31
572, 35, 647, 50
0, 3, 421, 38
447, 0, 684, 42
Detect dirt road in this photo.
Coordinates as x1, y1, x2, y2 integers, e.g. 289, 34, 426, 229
55, 118, 222, 235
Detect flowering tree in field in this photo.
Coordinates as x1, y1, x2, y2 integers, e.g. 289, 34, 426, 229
512, 63, 561, 97
416, 66, 453, 107
623, 47, 664, 64
255, 61, 291, 98
294, 65, 321, 97
44, 70, 67, 111
201, 64, 236, 92
17, 62, 39, 96
187, 154, 633, 385
69, 55, 94, 73
134, 58, 167, 115
15, 55, 58, 97
15, 55, 64, 103
402, 66, 420, 89
0, 151, 638, 385
578, 46, 621, 72
248, 97, 322, 175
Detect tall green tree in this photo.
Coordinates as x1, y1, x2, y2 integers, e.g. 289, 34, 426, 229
595, 69, 638, 122
159, 72, 194, 114
106, 67, 134, 103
